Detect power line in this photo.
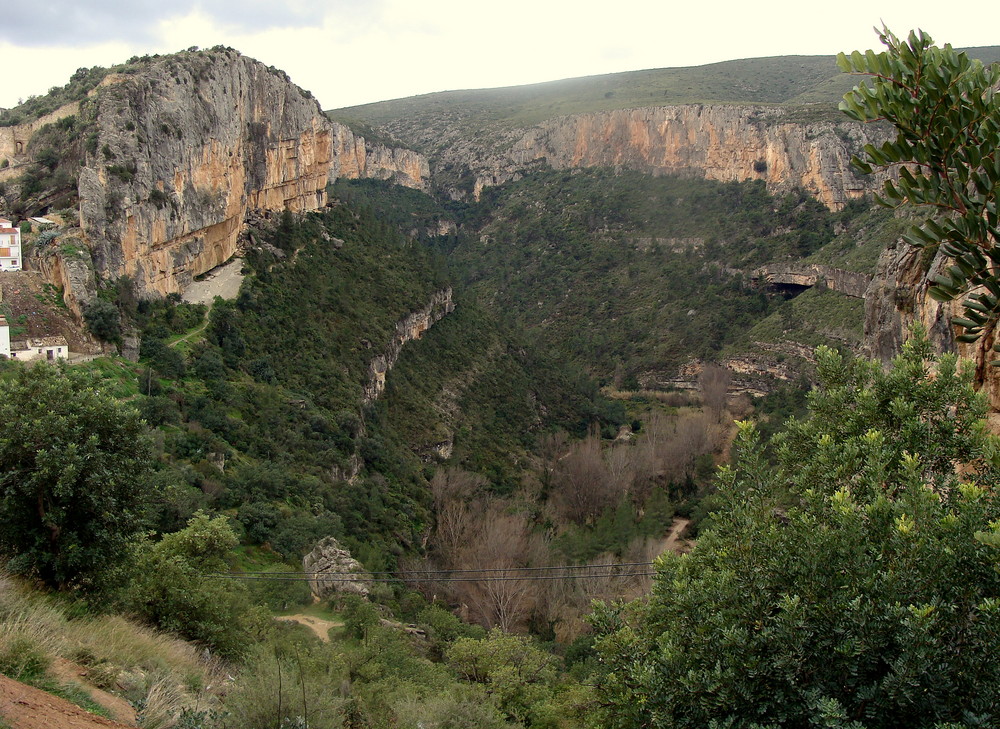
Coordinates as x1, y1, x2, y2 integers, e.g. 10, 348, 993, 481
223, 561, 657, 578
206, 570, 658, 583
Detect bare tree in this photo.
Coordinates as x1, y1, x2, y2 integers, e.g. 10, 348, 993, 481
699, 364, 732, 422
549, 433, 616, 525
453, 504, 539, 632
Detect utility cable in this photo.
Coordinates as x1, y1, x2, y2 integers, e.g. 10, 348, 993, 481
205, 570, 658, 583
222, 561, 657, 577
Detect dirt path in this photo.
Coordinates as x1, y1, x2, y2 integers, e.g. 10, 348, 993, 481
655, 517, 692, 556
276, 614, 343, 642
50, 658, 136, 725
0, 674, 133, 729
167, 319, 209, 349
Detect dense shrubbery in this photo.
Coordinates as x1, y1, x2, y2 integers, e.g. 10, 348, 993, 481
594, 333, 1000, 727
336, 171, 871, 387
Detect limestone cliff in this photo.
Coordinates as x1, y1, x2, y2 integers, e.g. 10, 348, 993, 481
60, 48, 428, 299
76, 49, 330, 296
863, 238, 1000, 425
330, 124, 429, 189
754, 264, 872, 299
379, 104, 893, 209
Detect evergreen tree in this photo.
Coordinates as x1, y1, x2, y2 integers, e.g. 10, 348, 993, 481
0, 365, 153, 589
593, 333, 1000, 727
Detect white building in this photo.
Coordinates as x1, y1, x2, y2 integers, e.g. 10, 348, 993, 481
8, 335, 69, 362
0, 217, 22, 271
0, 315, 9, 359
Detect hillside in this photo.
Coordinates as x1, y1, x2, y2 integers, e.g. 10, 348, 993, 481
332, 47, 1000, 130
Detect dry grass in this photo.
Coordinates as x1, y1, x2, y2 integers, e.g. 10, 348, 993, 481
0, 575, 222, 724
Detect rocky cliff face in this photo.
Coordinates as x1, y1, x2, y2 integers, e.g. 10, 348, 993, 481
381, 105, 893, 209
69, 48, 427, 299
862, 241, 1000, 417
755, 264, 872, 299
78, 50, 332, 296
511, 106, 894, 209
364, 288, 455, 402
330, 124, 429, 189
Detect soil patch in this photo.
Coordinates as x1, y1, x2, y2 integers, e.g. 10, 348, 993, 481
276, 614, 342, 642
0, 271, 101, 354
657, 517, 692, 556
0, 674, 132, 729
182, 258, 244, 306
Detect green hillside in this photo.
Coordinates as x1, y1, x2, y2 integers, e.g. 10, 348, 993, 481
334, 170, 881, 391
330, 46, 1000, 132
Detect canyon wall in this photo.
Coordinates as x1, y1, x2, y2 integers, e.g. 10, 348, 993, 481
330, 124, 429, 189
480, 106, 893, 209
71, 49, 427, 298
77, 50, 331, 297
863, 241, 1000, 420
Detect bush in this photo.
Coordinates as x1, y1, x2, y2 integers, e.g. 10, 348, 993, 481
83, 298, 122, 344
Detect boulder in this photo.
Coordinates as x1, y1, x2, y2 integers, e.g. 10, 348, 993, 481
302, 536, 371, 600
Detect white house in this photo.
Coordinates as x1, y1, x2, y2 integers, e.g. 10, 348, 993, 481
8, 335, 69, 362
0, 217, 22, 271
0, 315, 9, 359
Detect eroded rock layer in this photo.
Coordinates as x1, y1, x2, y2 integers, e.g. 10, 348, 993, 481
471, 106, 893, 209
75, 49, 427, 297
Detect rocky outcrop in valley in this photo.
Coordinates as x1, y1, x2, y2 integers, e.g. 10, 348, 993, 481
364, 288, 455, 402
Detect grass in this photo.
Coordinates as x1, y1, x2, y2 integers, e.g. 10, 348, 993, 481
77, 356, 141, 398
40, 679, 114, 719
803, 205, 914, 273
0, 575, 219, 718
332, 46, 1000, 138
728, 287, 864, 355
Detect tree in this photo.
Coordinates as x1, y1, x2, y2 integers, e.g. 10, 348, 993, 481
446, 629, 560, 725
0, 365, 153, 589
593, 333, 1000, 728
126, 512, 270, 659
839, 27, 1000, 349
82, 298, 122, 345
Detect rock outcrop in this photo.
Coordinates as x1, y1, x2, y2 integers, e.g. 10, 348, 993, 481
382, 105, 893, 210
863, 238, 1000, 422
78, 50, 332, 297
302, 536, 371, 600
364, 288, 455, 402
330, 124, 429, 189
25, 48, 430, 301
754, 264, 872, 299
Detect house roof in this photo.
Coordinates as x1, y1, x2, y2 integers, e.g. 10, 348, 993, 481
28, 336, 69, 347
12, 337, 69, 350
0, 228, 18, 234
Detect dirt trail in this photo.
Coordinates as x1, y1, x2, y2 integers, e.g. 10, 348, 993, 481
50, 658, 136, 725
0, 674, 133, 729
276, 614, 343, 642
655, 517, 692, 556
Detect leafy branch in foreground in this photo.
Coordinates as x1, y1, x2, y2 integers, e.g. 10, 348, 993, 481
838, 27, 1000, 350
592, 331, 1000, 728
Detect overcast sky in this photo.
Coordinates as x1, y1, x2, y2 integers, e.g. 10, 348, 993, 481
2, 0, 998, 111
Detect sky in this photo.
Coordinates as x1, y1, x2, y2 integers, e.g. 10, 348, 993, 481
2, 0, 998, 112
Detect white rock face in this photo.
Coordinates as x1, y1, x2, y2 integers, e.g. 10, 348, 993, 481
302, 536, 372, 600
